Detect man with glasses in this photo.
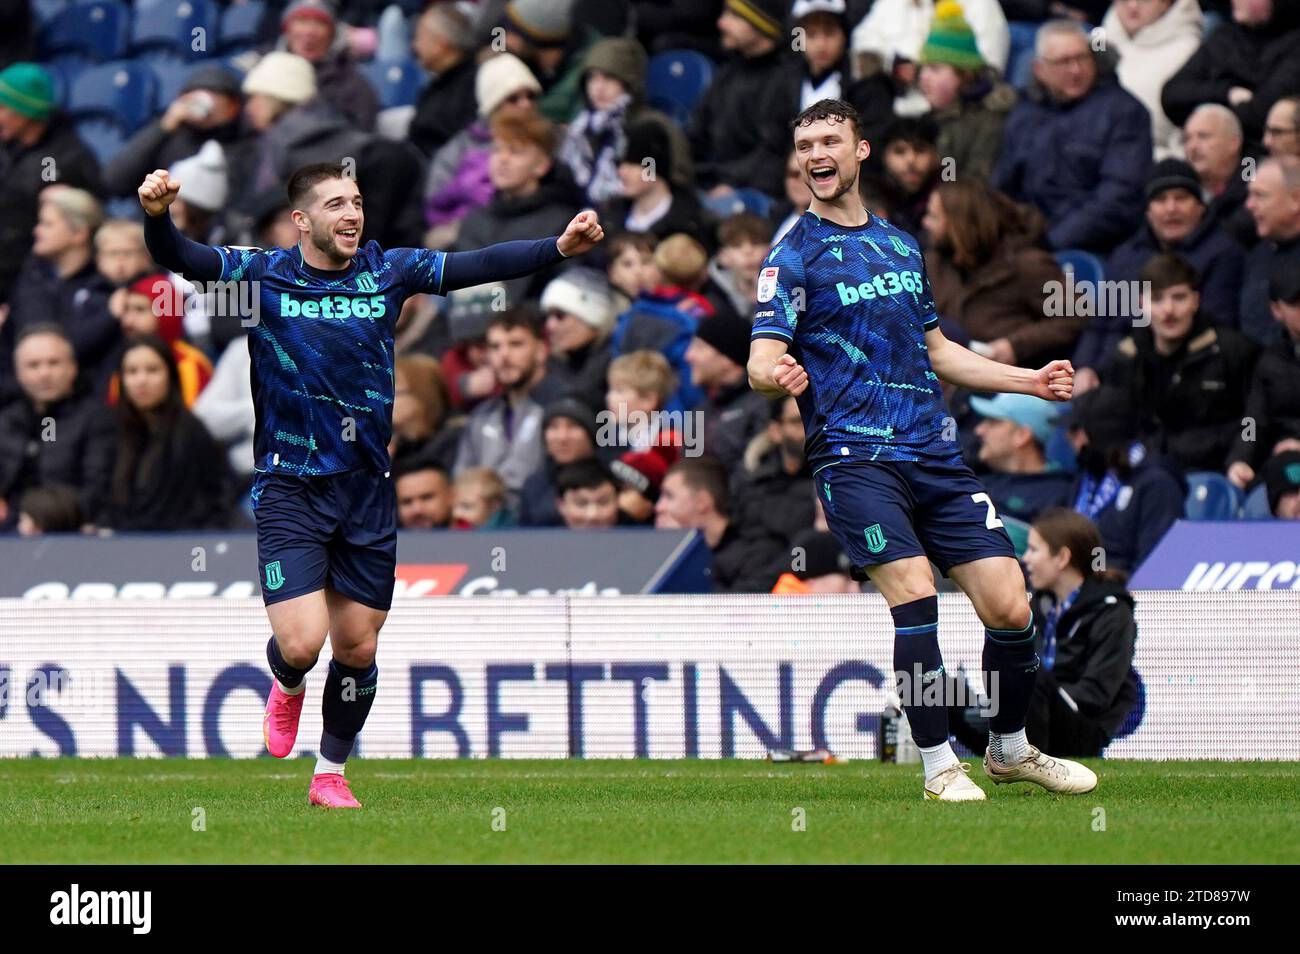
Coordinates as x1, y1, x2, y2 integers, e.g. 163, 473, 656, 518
992, 20, 1152, 253
1264, 96, 1300, 159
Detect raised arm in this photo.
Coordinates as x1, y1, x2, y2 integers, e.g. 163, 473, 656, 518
440, 210, 604, 294
924, 325, 1074, 402
138, 169, 224, 281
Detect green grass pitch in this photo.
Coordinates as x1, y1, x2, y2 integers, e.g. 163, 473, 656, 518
1, 758, 1297, 864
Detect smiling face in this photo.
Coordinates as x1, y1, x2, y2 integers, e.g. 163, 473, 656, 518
793, 115, 870, 205
294, 175, 363, 265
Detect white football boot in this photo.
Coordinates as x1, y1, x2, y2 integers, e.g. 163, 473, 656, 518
983, 745, 1098, 794
923, 763, 987, 801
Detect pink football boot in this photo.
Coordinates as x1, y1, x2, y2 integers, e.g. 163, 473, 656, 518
262, 682, 305, 758
308, 773, 362, 809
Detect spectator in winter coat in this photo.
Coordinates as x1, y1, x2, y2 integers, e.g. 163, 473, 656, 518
0, 62, 103, 303
731, 396, 816, 552
1240, 155, 1300, 346
425, 54, 544, 243
969, 393, 1073, 524
1181, 104, 1256, 248
1075, 159, 1247, 384
1101, 255, 1258, 474
916, 0, 1017, 182
1263, 95, 1300, 160
409, 2, 480, 158
1102, 0, 1203, 160
279, 0, 379, 130
880, 116, 942, 238
1161, 0, 1300, 145
992, 20, 1152, 253
518, 397, 600, 527
0, 325, 116, 530
4, 187, 117, 398
685, 311, 771, 472
540, 268, 618, 411
921, 179, 1075, 369
689, 0, 796, 198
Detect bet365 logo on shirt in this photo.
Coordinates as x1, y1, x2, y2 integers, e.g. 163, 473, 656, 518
280, 294, 387, 320
836, 270, 924, 305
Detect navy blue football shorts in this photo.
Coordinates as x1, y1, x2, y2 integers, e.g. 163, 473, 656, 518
817, 459, 1016, 579
251, 467, 397, 611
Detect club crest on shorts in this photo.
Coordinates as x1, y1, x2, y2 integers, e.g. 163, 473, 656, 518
757, 266, 779, 303
264, 560, 285, 591
863, 524, 887, 554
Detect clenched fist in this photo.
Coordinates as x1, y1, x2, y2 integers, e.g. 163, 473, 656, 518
773, 353, 808, 397
557, 210, 604, 257
138, 169, 181, 217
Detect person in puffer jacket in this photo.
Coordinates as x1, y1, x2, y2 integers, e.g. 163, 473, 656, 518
992, 19, 1152, 253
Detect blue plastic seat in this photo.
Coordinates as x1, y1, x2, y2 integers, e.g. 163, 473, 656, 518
647, 49, 714, 121
733, 187, 774, 219
75, 116, 128, 165
1184, 471, 1243, 521
34, 0, 68, 27
68, 60, 157, 132
362, 58, 427, 110
131, 0, 219, 60
1241, 483, 1272, 519
219, 0, 266, 53
1006, 21, 1038, 90
149, 57, 196, 109
1052, 249, 1105, 288
42, 1, 130, 61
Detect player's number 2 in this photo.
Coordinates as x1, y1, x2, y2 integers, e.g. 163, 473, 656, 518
971, 493, 1004, 530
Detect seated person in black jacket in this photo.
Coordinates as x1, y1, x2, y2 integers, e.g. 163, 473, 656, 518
1102, 254, 1257, 474
947, 507, 1138, 758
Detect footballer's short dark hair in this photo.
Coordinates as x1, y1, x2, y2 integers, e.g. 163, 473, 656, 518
790, 98, 862, 142
287, 162, 353, 209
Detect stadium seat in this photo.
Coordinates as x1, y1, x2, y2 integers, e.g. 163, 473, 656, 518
41, 1, 130, 61
67, 60, 157, 132
150, 57, 196, 109
219, 0, 266, 54
1044, 427, 1077, 473
1184, 472, 1242, 521
1241, 483, 1272, 520
362, 58, 427, 110
647, 49, 714, 121
74, 117, 128, 165
1052, 249, 1105, 289
733, 187, 774, 219
1006, 21, 1038, 91
33, 0, 68, 27
131, 0, 219, 60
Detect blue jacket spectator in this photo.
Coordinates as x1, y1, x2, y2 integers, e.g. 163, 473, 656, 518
992, 22, 1152, 253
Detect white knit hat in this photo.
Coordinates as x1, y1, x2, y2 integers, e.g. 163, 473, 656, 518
475, 53, 542, 118
170, 140, 228, 212
242, 51, 317, 105
540, 268, 615, 333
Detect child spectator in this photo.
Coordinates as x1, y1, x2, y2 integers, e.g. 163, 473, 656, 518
16, 484, 84, 536
452, 467, 514, 529
708, 213, 771, 321
605, 350, 682, 522
605, 232, 659, 311
555, 458, 625, 529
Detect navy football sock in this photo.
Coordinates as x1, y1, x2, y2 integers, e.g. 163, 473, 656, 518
320, 659, 378, 764
891, 595, 949, 748
266, 636, 314, 690
982, 619, 1040, 735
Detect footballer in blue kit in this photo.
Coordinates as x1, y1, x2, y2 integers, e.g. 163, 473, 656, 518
749, 100, 1097, 800
140, 162, 604, 807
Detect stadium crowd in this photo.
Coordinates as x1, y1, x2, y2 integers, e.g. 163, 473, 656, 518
3, 0, 1300, 598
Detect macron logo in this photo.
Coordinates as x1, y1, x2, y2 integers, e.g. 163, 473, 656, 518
50, 884, 152, 934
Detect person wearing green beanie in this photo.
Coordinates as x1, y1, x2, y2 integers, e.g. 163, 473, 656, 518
0, 62, 104, 308
917, 1, 1017, 182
